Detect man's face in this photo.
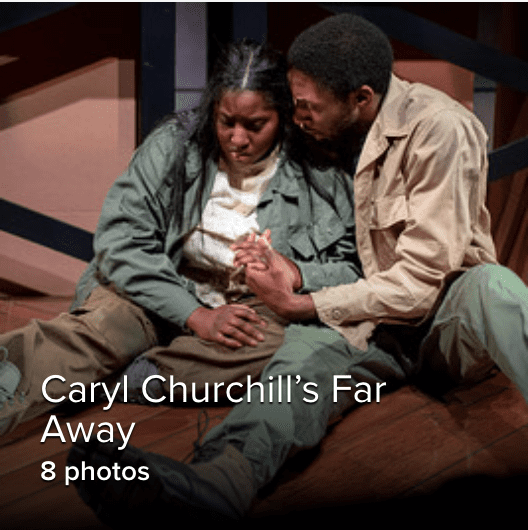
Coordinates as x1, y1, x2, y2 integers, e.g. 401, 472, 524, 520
288, 68, 357, 143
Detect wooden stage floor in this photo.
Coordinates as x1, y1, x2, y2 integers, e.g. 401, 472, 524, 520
1, 293, 528, 528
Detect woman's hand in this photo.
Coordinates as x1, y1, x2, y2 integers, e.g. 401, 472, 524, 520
232, 231, 303, 290
186, 305, 267, 349
232, 230, 272, 271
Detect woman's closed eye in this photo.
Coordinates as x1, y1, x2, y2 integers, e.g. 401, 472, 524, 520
245, 119, 267, 132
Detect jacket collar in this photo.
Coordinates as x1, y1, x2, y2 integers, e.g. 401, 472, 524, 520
258, 146, 303, 203
355, 74, 412, 175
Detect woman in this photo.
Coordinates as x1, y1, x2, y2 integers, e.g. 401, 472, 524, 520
0, 40, 361, 436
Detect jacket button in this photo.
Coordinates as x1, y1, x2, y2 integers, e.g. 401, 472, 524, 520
331, 308, 342, 320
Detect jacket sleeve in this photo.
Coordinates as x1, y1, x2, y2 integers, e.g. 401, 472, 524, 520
93, 125, 202, 328
312, 109, 489, 327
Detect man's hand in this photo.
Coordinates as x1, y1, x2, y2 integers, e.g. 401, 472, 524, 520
239, 240, 317, 321
186, 305, 267, 349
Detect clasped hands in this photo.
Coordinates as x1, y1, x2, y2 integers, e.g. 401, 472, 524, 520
185, 230, 313, 349
231, 230, 302, 312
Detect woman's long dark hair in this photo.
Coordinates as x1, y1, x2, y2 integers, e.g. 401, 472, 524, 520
160, 40, 292, 231
155, 39, 346, 232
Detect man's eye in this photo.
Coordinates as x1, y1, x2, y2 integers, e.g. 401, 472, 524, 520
295, 100, 309, 111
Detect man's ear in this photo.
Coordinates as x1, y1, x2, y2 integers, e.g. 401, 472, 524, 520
351, 85, 375, 107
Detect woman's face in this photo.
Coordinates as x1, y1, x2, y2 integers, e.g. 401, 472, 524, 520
215, 90, 280, 168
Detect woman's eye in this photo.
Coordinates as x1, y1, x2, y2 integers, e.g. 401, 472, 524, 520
247, 121, 265, 132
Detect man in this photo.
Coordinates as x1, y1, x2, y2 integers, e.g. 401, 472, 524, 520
67, 14, 528, 526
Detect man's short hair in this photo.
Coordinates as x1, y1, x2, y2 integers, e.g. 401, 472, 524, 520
288, 14, 393, 100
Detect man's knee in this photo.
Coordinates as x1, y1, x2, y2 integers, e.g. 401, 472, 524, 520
263, 324, 350, 378
428, 263, 527, 385
446, 264, 526, 319
461, 263, 526, 299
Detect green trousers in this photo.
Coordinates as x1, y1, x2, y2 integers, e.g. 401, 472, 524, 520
198, 264, 528, 490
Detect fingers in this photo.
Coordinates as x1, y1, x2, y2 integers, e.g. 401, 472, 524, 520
220, 323, 263, 348
231, 232, 257, 251
262, 229, 272, 244
233, 252, 268, 269
229, 304, 267, 327
216, 305, 267, 348
232, 238, 275, 269
215, 323, 262, 348
233, 249, 268, 268
214, 332, 244, 349
231, 231, 272, 252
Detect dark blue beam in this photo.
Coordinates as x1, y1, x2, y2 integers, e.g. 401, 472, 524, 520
0, 3, 76, 34
488, 136, 528, 182
233, 2, 268, 42
140, 3, 176, 140
0, 199, 94, 262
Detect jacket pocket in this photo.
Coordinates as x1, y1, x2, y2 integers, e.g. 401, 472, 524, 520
370, 194, 408, 229
289, 229, 316, 259
369, 194, 408, 271
288, 213, 347, 260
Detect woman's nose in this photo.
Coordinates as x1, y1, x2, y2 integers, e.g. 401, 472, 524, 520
231, 124, 249, 147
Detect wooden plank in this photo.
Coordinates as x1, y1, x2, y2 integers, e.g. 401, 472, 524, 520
407, 425, 528, 495
1, 404, 230, 508
250, 376, 528, 516
11, 297, 73, 317
2, 480, 105, 529
0, 299, 10, 333
0, 295, 72, 332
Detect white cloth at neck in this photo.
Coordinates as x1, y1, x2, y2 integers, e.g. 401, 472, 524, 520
182, 151, 280, 307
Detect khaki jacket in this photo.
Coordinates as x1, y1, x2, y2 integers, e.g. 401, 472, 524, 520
311, 75, 497, 350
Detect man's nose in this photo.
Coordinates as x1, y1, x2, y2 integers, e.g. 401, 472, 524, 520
293, 107, 310, 128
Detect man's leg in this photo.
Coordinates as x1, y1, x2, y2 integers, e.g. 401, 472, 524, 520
0, 285, 157, 436
67, 321, 415, 523
196, 321, 415, 489
418, 264, 528, 402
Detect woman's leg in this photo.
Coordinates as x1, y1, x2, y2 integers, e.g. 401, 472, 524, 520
143, 298, 287, 403
0, 285, 157, 436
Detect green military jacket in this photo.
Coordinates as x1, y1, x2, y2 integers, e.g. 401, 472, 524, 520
72, 118, 361, 328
